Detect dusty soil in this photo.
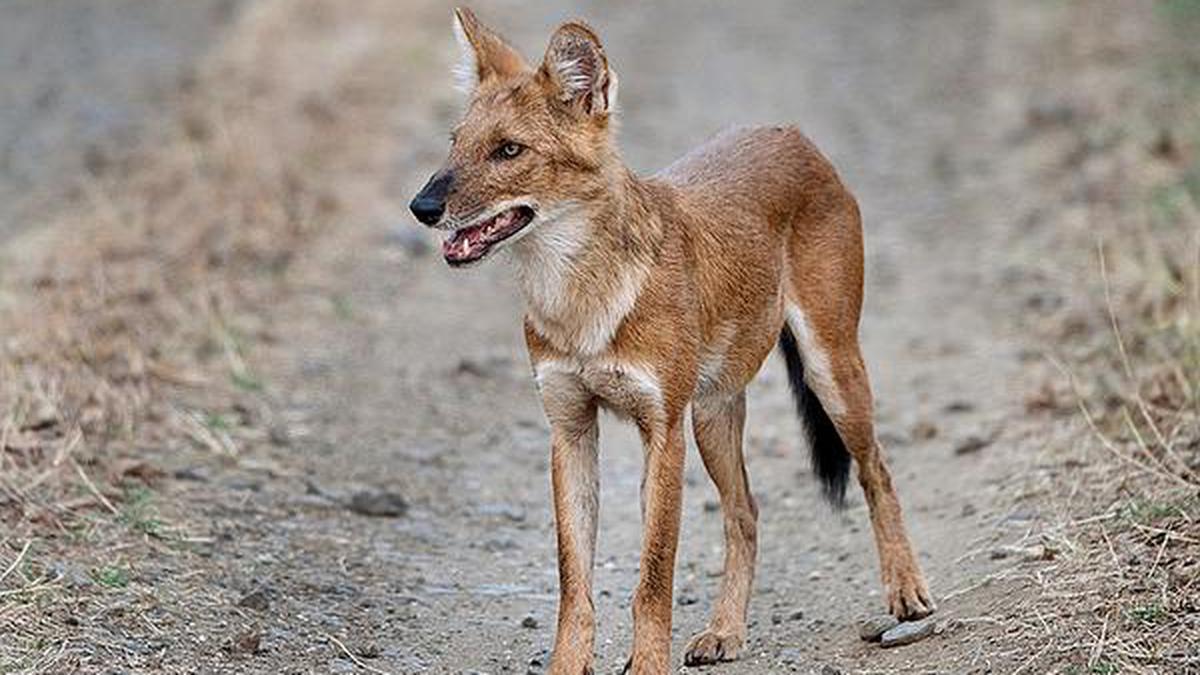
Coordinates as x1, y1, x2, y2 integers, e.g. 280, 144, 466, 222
0, 0, 244, 240
164, 2, 1089, 672
2, 1, 1194, 674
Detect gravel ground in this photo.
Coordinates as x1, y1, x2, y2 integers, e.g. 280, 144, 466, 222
0, 1, 1158, 673
233, 2, 1057, 672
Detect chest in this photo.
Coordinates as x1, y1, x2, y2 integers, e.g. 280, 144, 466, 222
511, 212, 652, 357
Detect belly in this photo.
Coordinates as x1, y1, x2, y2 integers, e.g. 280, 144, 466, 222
694, 293, 787, 399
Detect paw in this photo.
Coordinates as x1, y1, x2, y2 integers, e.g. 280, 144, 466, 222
683, 629, 745, 666
622, 649, 672, 673
548, 650, 594, 675
549, 661, 593, 675
884, 566, 935, 620
548, 623, 595, 675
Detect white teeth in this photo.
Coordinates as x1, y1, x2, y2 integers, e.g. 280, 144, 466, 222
450, 206, 527, 257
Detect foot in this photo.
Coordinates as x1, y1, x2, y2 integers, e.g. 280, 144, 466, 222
623, 646, 671, 674
683, 628, 745, 666
548, 636, 594, 675
883, 562, 935, 620
548, 658, 593, 675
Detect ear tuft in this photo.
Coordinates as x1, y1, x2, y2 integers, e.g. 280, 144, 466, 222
452, 9, 479, 94
541, 22, 617, 115
451, 7, 528, 95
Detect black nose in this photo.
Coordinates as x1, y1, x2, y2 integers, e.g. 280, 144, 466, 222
409, 196, 444, 226
409, 170, 454, 226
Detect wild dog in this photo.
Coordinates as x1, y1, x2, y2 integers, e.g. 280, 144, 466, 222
410, 8, 934, 673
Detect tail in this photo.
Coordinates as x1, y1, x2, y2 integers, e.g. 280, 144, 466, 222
778, 325, 850, 506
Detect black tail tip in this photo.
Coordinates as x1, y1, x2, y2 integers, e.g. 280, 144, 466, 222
778, 326, 851, 507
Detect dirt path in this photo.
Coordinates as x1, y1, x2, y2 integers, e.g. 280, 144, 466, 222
2, 1, 1127, 673
206, 2, 1057, 672
0, 0, 244, 241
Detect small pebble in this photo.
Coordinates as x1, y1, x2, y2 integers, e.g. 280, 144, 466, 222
943, 400, 976, 414
348, 490, 408, 517
859, 614, 899, 642
954, 434, 993, 455
477, 503, 526, 522
880, 618, 935, 647
910, 420, 939, 441
226, 629, 262, 655
991, 543, 1056, 561
25, 403, 60, 431
778, 647, 804, 665
521, 615, 539, 629
173, 467, 209, 482
268, 424, 292, 446
237, 589, 270, 611
356, 642, 381, 659
1026, 97, 1077, 128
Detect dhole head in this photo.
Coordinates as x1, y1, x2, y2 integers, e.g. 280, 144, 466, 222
409, 7, 619, 267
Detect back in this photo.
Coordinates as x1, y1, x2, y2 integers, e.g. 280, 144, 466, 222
654, 125, 845, 229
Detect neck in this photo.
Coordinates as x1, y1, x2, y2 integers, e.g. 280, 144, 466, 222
510, 163, 661, 356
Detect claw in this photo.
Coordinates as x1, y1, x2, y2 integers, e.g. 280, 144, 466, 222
683, 630, 744, 667
888, 579, 936, 621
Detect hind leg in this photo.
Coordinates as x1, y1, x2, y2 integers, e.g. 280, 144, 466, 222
785, 303, 934, 619
684, 391, 757, 666
830, 345, 933, 619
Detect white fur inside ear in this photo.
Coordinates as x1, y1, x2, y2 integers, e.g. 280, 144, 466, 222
551, 54, 616, 114
554, 58, 593, 98
452, 14, 478, 95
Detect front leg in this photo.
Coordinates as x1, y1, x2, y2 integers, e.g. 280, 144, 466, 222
540, 367, 601, 675
549, 422, 600, 674
630, 417, 686, 673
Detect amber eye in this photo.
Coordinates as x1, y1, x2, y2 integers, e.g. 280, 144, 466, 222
493, 141, 524, 160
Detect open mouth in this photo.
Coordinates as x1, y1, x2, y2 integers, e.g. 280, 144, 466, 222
442, 205, 535, 266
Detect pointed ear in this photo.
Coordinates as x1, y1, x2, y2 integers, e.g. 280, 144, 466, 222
539, 22, 618, 116
452, 7, 528, 94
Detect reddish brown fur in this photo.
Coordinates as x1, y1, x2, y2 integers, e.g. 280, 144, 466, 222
417, 9, 934, 673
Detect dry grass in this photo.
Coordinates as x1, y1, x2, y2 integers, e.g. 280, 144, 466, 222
0, 116, 314, 671
991, 3, 1200, 672
0, 1, 447, 669
0, 91, 331, 530
0, 11, 350, 674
